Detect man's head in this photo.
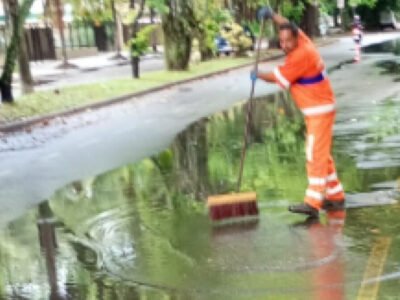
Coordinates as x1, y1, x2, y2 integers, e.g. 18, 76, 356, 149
279, 23, 299, 54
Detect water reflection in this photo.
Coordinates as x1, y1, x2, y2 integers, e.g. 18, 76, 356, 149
307, 210, 346, 300
0, 90, 400, 298
37, 203, 66, 300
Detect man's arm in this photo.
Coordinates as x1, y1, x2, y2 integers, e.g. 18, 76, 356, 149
257, 72, 276, 83
271, 13, 289, 26
258, 7, 289, 26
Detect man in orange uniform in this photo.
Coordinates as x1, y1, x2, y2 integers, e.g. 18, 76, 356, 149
252, 7, 345, 218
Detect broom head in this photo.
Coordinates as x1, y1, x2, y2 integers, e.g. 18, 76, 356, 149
207, 192, 258, 221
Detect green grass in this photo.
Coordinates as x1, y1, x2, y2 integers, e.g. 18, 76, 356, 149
0, 56, 262, 125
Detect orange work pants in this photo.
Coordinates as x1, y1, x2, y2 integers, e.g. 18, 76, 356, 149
304, 112, 345, 209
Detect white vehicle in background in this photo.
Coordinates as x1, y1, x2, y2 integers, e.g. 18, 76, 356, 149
379, 10, 400, 30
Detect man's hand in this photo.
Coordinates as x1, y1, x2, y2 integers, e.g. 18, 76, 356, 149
257, 6, 289, 26
257, 6, 275, 21
250, 70, 258, 83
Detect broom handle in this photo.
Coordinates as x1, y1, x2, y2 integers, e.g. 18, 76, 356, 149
236, 19, 266, 192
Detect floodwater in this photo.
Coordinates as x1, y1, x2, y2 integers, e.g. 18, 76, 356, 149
363, 38, 400, 56
1, 52, 400, 299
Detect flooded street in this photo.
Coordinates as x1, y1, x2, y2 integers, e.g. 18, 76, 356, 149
1, 39, 400, 299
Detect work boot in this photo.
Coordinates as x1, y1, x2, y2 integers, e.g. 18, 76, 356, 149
288, 203, 319, 218
322, 199, 345, 211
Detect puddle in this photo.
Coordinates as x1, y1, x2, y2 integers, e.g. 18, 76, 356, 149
1, 86, 400, 299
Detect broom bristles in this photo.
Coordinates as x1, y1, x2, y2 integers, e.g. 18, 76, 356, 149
208, 193, 258, 221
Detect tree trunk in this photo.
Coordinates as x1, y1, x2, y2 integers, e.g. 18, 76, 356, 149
37, 202, 67, 300
54, 0, 70, 67
161, 0, 194, 71
150, 7, 157, 53
18, 30, 34, 93
0, 0, 34, 102
163, 20, 192, 70
340, 7, 351, 31
111, 0, 125, 59
130, 0, 145, 78
131, 56, 139, 78
172, 118, 209, 200
300, 1, 320, 38
333, 8, 339, 27
198, 28, 213, 62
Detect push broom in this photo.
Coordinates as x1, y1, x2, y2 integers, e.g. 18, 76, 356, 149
207, 20, 266, 221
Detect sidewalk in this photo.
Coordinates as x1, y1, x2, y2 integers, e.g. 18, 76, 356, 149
26, 51, 164, 78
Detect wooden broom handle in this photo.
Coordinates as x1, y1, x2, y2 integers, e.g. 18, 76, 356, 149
236, 19, 266, 192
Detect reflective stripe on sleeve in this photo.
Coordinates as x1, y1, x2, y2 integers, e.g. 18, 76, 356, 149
273, 67, 290, 89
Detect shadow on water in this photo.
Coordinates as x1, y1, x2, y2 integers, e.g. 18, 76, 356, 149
363, 38, 400, 81
1, 92, 400, 299
363, 38, 400, 56
375, 60, 400, 82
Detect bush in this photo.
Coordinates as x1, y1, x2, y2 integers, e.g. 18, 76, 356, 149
127, 25, 156, 58
281, 0, 305, 24
220, 22, 253, 56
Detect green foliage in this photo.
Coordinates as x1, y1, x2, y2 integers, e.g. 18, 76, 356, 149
369, 100, 400, 143
350, 0, 378, 8
1, 0, 35, 88
127, 25, 157, 57
196, 15, 221, 56
122, 9, 140, 24
357, 0, 400, 28
220, 22, 253, 56
68, 0, 113, 24
318, 0, 337, 15
211, 9, 233, 24
281, 0, 305, 24
195, 4, 236, 60
147, 0, 170, 14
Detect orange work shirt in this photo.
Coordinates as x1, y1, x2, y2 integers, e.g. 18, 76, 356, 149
273, 30, 335, 117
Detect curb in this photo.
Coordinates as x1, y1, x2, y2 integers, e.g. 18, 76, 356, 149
0, 54, 284, 133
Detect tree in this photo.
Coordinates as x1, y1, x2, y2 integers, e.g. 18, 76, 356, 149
193, 0, 227, 61
2, 0, 34, 94
356, 0, 398, 29
55, 0, 77, 68
0, 0, 35, 102
300, 1, 320, 37
128, 25, 156, 77
150, 7, 157, 52
158, 0, 197, 70
129, 0, 146, 77
110, 0, 126, 60
18, 30, 34, 93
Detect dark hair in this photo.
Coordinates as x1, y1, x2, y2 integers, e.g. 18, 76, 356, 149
279, 22, 299, 37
